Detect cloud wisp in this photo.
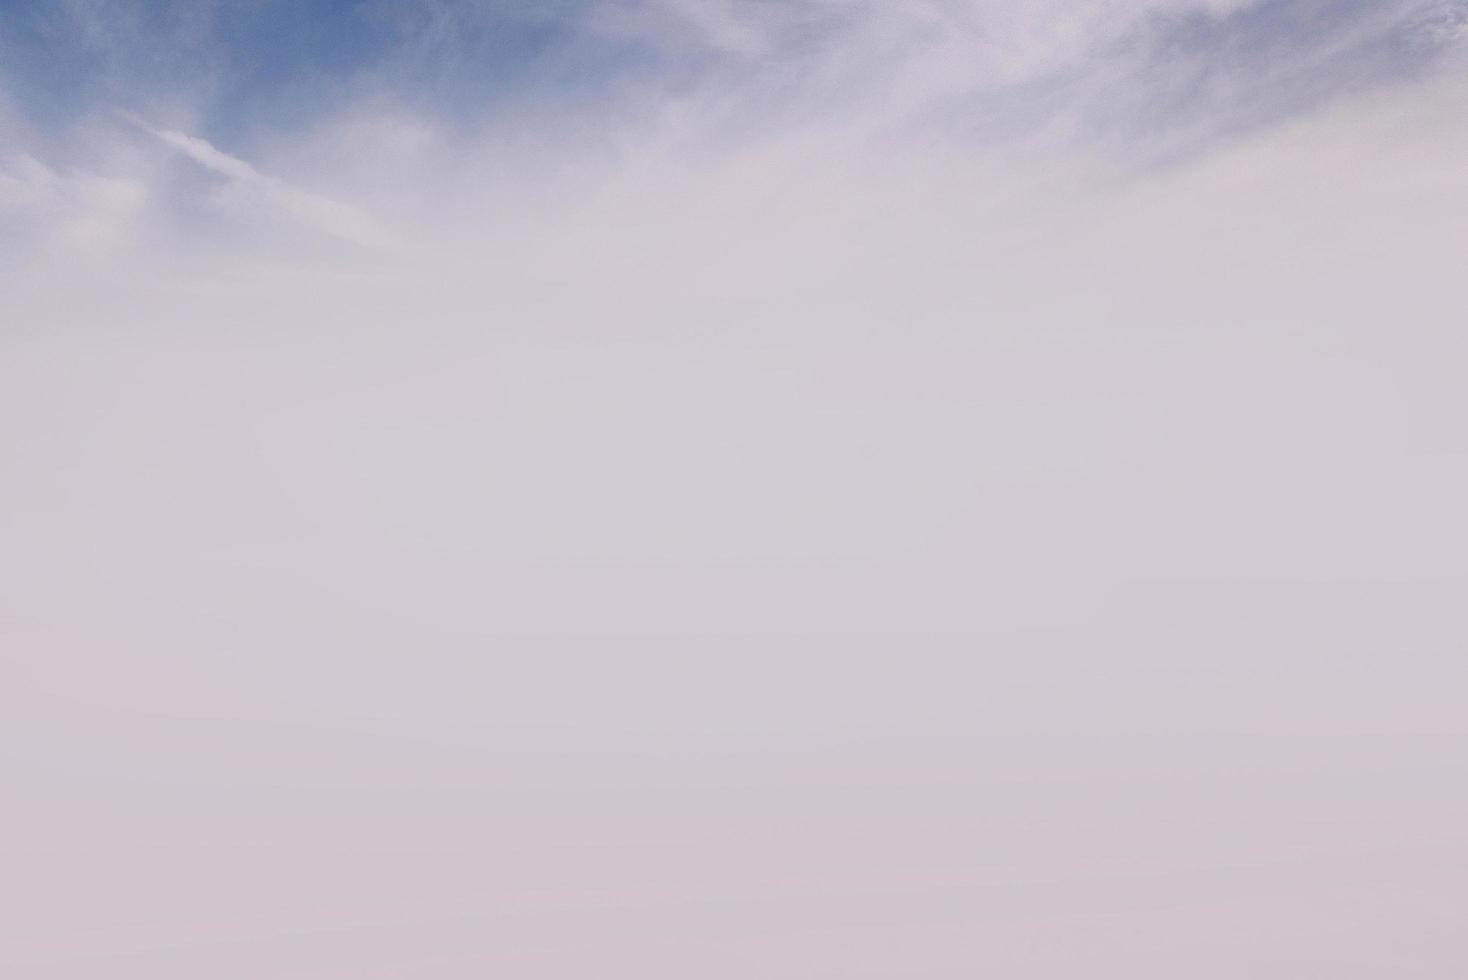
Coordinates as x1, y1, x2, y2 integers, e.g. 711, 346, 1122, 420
1, 0, 1464, 259
145, 124, 402, 252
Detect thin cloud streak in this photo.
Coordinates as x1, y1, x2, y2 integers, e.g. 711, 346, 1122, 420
148, 125, 403, 252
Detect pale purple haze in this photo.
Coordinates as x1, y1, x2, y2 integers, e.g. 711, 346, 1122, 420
3, 1, 1467, 976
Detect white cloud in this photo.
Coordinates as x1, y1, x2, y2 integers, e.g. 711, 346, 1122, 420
0, 153, 146, 254
149, 126, 403, 251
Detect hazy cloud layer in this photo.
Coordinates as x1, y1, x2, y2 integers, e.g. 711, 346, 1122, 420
3, 3, 1468, 978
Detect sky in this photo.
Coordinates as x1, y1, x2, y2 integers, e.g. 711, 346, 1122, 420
3, 2, 1468, 978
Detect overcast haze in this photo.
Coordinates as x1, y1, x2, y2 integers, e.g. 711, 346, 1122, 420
3, 2, 1468, 977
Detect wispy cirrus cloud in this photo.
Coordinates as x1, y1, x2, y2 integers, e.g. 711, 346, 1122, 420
146, 125, 402, 251
0, 0, 1461, 259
